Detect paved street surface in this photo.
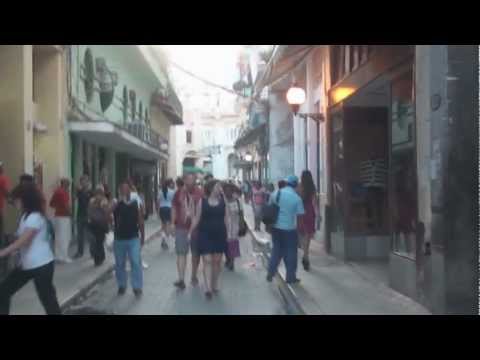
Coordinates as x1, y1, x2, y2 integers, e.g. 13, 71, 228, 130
243, 204, 431, 315
66, 231, 287, 315
10, 219, 162, 315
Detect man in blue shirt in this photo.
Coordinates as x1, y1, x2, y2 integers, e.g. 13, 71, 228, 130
267, 175, 305, 284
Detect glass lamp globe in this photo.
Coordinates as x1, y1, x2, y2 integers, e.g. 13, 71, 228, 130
286, 86, 306, 105
286, 86, 306, 114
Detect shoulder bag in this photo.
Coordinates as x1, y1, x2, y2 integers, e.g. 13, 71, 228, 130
237, 199, 247, 237
262, 190, 282, 226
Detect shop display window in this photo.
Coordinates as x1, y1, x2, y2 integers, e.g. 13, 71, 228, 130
390, 69, 417, 259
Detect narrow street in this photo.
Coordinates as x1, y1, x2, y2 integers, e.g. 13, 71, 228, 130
65, 231, 287, 315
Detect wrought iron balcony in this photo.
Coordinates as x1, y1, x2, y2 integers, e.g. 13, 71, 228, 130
125, 121, 169, 155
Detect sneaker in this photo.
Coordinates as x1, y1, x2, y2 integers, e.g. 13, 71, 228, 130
161, 241, 169, 250
118, 287, 126, 296
302, 258, 310, 272
266, 275, 273, 282
205, 291, 213, 300
133, 289, 143, 298
142, 261, 149, 269
73, 253, 83, 259
191, 277, 199, 287
174, 280, 186, 290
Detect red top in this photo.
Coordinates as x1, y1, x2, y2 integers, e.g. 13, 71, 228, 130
172, 186, 203, 230
0, 174, 11, 214
50, 187, 70, 217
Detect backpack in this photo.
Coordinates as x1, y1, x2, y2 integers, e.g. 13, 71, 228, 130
89, 205, 109, 234
262, 190, 282, 226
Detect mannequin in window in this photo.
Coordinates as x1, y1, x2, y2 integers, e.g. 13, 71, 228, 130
360, 151, 387, 231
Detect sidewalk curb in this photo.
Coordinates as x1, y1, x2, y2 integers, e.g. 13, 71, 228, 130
60, 228, 163, 313
247, 226, 306, 315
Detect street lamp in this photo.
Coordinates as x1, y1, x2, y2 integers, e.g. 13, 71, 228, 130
287, 84, 324, 190
286, 84, 324, 122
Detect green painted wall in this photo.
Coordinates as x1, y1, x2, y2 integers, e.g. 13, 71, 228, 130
70, 45, 167, 126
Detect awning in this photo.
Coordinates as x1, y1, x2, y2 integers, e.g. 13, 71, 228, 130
253, 45, 317, 98
69, 120, 167, 161
183, 166, 204, 174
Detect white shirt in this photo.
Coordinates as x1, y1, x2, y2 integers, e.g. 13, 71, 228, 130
17, 212, 54, 270
130, 192, 143, 209
157, 189, 175, 208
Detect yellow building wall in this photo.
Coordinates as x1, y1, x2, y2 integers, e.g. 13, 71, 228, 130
0, 45, 34, 233
32, 47, 68, 214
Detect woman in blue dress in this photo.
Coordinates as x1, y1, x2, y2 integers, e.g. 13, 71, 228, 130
188, 179, 229, 300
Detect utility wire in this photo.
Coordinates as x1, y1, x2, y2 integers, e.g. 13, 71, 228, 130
167, 60, 249, 98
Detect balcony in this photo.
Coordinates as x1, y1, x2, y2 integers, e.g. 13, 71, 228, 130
125, 121, 169, 155
68, 100, 169, 161
151, 83, 183, 125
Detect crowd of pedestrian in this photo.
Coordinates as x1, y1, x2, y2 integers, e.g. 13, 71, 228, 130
0, 156, 320, 313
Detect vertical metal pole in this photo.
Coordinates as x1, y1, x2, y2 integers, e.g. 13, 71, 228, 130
305, 117, 308, 170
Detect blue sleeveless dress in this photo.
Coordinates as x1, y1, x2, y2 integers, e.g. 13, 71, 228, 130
197, 198, 227, 255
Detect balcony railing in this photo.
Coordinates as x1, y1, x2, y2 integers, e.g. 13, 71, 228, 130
125, 121, 168, 155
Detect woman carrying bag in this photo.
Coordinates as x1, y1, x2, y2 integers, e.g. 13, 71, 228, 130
88, 185, 111, 267
0, 183, 61, 315
223, 184, 247, 271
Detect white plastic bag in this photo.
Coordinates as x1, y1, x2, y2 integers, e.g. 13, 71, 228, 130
105, 232, 114, 252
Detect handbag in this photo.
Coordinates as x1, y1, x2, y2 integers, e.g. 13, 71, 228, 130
237, 200, 247, 237
262, 190, 282, 226
105, 231, 114, 252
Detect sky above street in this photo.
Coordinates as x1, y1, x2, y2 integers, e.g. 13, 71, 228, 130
156, 45, 243, 115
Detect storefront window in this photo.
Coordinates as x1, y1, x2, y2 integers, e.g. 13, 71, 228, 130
390, 69, 417, 259
331, 111, 345, 233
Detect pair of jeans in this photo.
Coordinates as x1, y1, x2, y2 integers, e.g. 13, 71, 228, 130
267, 228, 298, 283
76, 218, 88, 255
0, 261, 61, 315
113, 238, 143, 290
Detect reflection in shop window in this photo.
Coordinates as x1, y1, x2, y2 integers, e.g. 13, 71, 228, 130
390, 69, 417, 259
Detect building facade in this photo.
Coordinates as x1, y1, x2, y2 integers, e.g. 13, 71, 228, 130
255, 45, 478, 315
66, 45, 182, 216
0, 45, 182, 233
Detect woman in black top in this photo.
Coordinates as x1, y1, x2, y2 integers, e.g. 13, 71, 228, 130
188, 179, 229, 300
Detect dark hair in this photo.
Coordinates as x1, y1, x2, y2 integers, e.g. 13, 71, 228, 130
301, 170, 316, 201
204, 179, 219, 198
21, 183, 45, 217
176, 177, 184, 188
278, 180, 286, 189
222, 183, 234, 201
161, 179, 172, 199
20, 174, 35, 184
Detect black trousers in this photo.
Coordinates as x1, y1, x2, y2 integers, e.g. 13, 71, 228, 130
0, 261, 61, 315
89, 226, 106, 266
76, 219, 89, 255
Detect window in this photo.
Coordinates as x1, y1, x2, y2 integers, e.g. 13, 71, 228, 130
129, 90, 136, 121
123, 86, 128, 124
139, 101, 143, 122
84, 48, 95, 103
186, 130, 192, 144
145, 108, 149, 125
331, 45, 375, 85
